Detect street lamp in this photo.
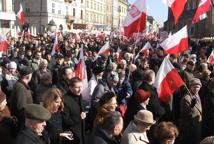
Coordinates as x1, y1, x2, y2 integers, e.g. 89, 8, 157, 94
48, 19, 57, 32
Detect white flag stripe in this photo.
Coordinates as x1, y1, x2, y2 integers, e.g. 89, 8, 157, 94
154, 56, 175, 89
160, 26, 188, 50
123, 0, 147, 26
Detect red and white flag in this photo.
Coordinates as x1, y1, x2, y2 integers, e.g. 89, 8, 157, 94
154, 56, 184, 103
51, 35, 59, 55
123, 0, 147, 37
135, 41, 151, 60
16, 4, 25, 25
160, 25, 189, 57
0, 39, 8, 53
207, 50, 214, 65
162, 0, 187, 24
25, 28, 31, 40
98, 41, 110, 56
76, 45, 89, 101
192, 0, 211, 24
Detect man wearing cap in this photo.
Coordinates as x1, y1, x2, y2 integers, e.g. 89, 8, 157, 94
10, 66, 33, 130
14, 104, 51, 144
184, 60, 195, 84
121, 110, 155, 144
178, 78, 202, 144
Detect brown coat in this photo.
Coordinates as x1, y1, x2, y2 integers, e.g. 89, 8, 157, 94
178, 93, 202, 144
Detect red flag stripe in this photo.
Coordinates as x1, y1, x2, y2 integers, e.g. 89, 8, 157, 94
164, 38, 189, 56
192, 0, 211, 24
158, 69, 184, 102
124, 13, 146, 37
170, 0, 187, 24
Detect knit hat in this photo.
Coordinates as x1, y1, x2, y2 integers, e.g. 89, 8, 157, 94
7, 61, 17, 69
189, 78, 202, 87
135, 89, 151, 102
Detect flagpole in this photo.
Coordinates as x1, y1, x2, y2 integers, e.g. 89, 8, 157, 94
127, 30, 141, 80
183, 83, 196, 100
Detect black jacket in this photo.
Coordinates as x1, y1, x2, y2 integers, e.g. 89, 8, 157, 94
91, 126, 119, 144
138, 82, 165, 120
62, 90, 85, 144
14, 127, 50, 144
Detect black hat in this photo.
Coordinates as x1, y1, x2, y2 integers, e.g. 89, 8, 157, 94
25, 104, 51, 121
55, 53, 64, 59
19, 66, 33, 76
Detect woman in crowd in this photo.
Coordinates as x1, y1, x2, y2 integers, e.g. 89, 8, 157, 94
155, 121, 179, 144
0, 90, 17, 144
42, 88, 73, 144
124, 89, 151, 128
93, 92, 118, 128
121, 110, 156, 144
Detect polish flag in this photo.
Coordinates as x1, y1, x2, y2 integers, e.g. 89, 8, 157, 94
135, 41, 151, 60
0, 40, 8, 53
16, 4, 25, 25
51, 35, 59, 55
117, 47, 123, 63
154, 56, 184, 103
98, 41, 110, 56
160, 25, 189, 57
123, 0, 147, 37
162, 0, 187, 25
192, 0, 211, 24
75, 34, 81, 42
207, 50, 214, 65
76, 45, 89, 101
25, 28, 31, 40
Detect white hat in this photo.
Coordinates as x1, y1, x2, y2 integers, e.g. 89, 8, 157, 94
7, 61, 17, 69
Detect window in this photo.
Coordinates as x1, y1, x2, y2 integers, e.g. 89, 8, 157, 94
73, 8, 75, 17
86, 1, 89, 8
81, 10, 83, 19
58, 4, 61, 14
91, 2, 93, 9
66, 6, 69, 15
52, 3, 55, 13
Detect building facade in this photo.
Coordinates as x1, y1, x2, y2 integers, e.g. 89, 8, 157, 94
118, 0, 129, 28
0, 0, 16, 36
15, 0, 77, 34
164, 0, 214, 38
85, 0, 108, 30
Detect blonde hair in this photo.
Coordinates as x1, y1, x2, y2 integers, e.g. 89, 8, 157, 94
42, 88, 64, 113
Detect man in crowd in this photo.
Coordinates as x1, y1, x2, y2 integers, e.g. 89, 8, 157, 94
62, 77, 86, 144
15, 104, 51, 144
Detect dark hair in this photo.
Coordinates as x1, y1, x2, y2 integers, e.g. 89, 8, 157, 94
61, 66, 73, 76
99, 92, 116, 107
69, 77, 82, 87
102, 111, 122, 131
155, 121, 179, 143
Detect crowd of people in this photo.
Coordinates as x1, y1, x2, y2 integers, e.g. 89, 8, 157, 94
0, 30, 214, 144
